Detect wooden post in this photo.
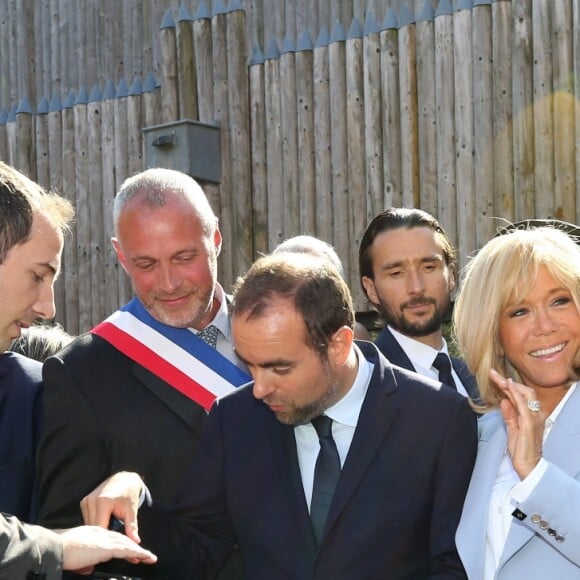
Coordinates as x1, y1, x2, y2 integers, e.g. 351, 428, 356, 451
15, 98, 36, 179
434, 1, 457, 243
35, 97, 50, 188
101, 80, 119, 316
363, 13, 383, 222
176, 3, 198, 120
512, 0, 535, 219
552, 0, 575, 221
492, 0, 514, 222
380, 9, 402, 208
296, 31, 316, 234
329, 21, 349, 277
46, 95, 65, 324
249, 45, 268, 257
88, 85, 105, 326
453, 2, 475, 267
415, 3, 437, 216
212, 0, 233, 286
346, 19, 366, 302
398, 4, 419, 209
114, 79, 130, 307
280, 36, 299, 237
73, 87, 91, 332
142, 72, 161, 130
313, 27, 333, 242
61, 90, 79, 334
472, 0, 495, 246
531, 0, 554, 220
227, 0, 253, 277
264, 38, 284, 250
159, 9, 179, 124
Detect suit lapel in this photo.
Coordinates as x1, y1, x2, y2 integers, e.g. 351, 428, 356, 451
542, 385, 580, 474
374, 327, 415, 371
132, 363, 207, 437
323, 347, 399, 542
451, 357, 479, 400
266, 412, 318, 559
456, 412, 505, 578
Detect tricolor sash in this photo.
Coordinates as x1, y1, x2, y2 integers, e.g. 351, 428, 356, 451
91, 298, 251, 411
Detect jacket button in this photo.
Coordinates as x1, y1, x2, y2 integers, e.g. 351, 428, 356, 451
531, 514, 541, 524
547, 528, 556, 536
539, 520, 549, 529
556, 535, 565, 543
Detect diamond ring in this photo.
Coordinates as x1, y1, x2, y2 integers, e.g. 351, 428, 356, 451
527, 399, 541, 413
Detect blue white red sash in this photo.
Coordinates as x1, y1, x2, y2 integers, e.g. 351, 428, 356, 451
91, 298, 250, 411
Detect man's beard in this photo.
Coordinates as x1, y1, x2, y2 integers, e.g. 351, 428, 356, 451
378, 296, 449, 338
271, 362, 341, 426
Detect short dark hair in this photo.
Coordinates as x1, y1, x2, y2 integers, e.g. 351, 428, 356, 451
0, 162, 74, 263
232, 253, 354, 358
358, 207, 456, 299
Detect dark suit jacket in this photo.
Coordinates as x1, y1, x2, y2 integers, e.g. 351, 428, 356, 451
37, 332, 228, 579
0, 352, 43, 522
139, 341, 477, 579
0, 514, 62, 579
375, 327, 479, 400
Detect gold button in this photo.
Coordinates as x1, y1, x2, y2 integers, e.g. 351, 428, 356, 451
540, 520, 549, 529
531, 514, 541, 524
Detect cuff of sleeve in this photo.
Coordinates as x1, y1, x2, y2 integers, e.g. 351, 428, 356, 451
511, 458, 548, 504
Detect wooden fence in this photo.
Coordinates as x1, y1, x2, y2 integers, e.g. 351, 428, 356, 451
0, 0, 579, 333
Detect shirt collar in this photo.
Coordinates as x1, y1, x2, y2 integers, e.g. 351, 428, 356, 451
388, 325, 449, 373
191, 283, 232, 340
544, 381, 578, 438
323, 344, 374, 428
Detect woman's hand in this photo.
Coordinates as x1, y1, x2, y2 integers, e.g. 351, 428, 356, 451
489, 368, 545, 479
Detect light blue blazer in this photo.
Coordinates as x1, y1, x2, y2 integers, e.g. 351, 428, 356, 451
456, 385, 580, 579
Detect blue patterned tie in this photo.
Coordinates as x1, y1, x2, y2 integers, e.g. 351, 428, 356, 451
197, 324, 219, 349
310, 414, 341, 546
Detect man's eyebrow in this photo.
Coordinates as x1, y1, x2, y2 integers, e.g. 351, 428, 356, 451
381, 255, 443, 270
37, 261, 58, 275
233, 352, 292, 369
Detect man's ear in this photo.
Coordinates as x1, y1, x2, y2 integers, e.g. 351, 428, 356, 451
361, 276, 379, 306
447, 266, 456, 293
214, 226, 223, 257
328, 326, 354, 367
111, 238, 129, 275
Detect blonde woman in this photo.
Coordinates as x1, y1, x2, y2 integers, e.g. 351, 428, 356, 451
454, 226, 580, 579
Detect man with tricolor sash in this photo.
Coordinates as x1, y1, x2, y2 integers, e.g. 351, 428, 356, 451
37, 168, 250, 579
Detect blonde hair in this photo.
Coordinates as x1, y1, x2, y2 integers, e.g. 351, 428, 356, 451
453, 227, 580, 411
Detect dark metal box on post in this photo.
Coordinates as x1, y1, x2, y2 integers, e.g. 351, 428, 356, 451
142, 119, 221, 184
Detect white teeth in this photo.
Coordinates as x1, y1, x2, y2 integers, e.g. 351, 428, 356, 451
530, 343, 565, 357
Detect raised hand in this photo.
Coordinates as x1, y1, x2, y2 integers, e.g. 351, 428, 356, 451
489, 368, 545, 479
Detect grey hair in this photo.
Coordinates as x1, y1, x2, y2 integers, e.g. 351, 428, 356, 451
113, 168, 217, 235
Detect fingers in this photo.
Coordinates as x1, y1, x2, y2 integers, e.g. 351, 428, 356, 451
79, 471, 144, 544
60, 525, 157, 571
489, 368, 544, 479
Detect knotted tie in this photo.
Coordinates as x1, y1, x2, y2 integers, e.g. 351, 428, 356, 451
432, 352, 457, 390
310, 414, 341, 546
197, 324, 219, 349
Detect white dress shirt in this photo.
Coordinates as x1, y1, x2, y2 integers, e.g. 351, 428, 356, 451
483, 382, 578, 579
388, 326, 469, 397
294, 344, 374, 511
189, 283, 245, 369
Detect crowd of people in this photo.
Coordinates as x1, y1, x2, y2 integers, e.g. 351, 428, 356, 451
1, 159, 579, 579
